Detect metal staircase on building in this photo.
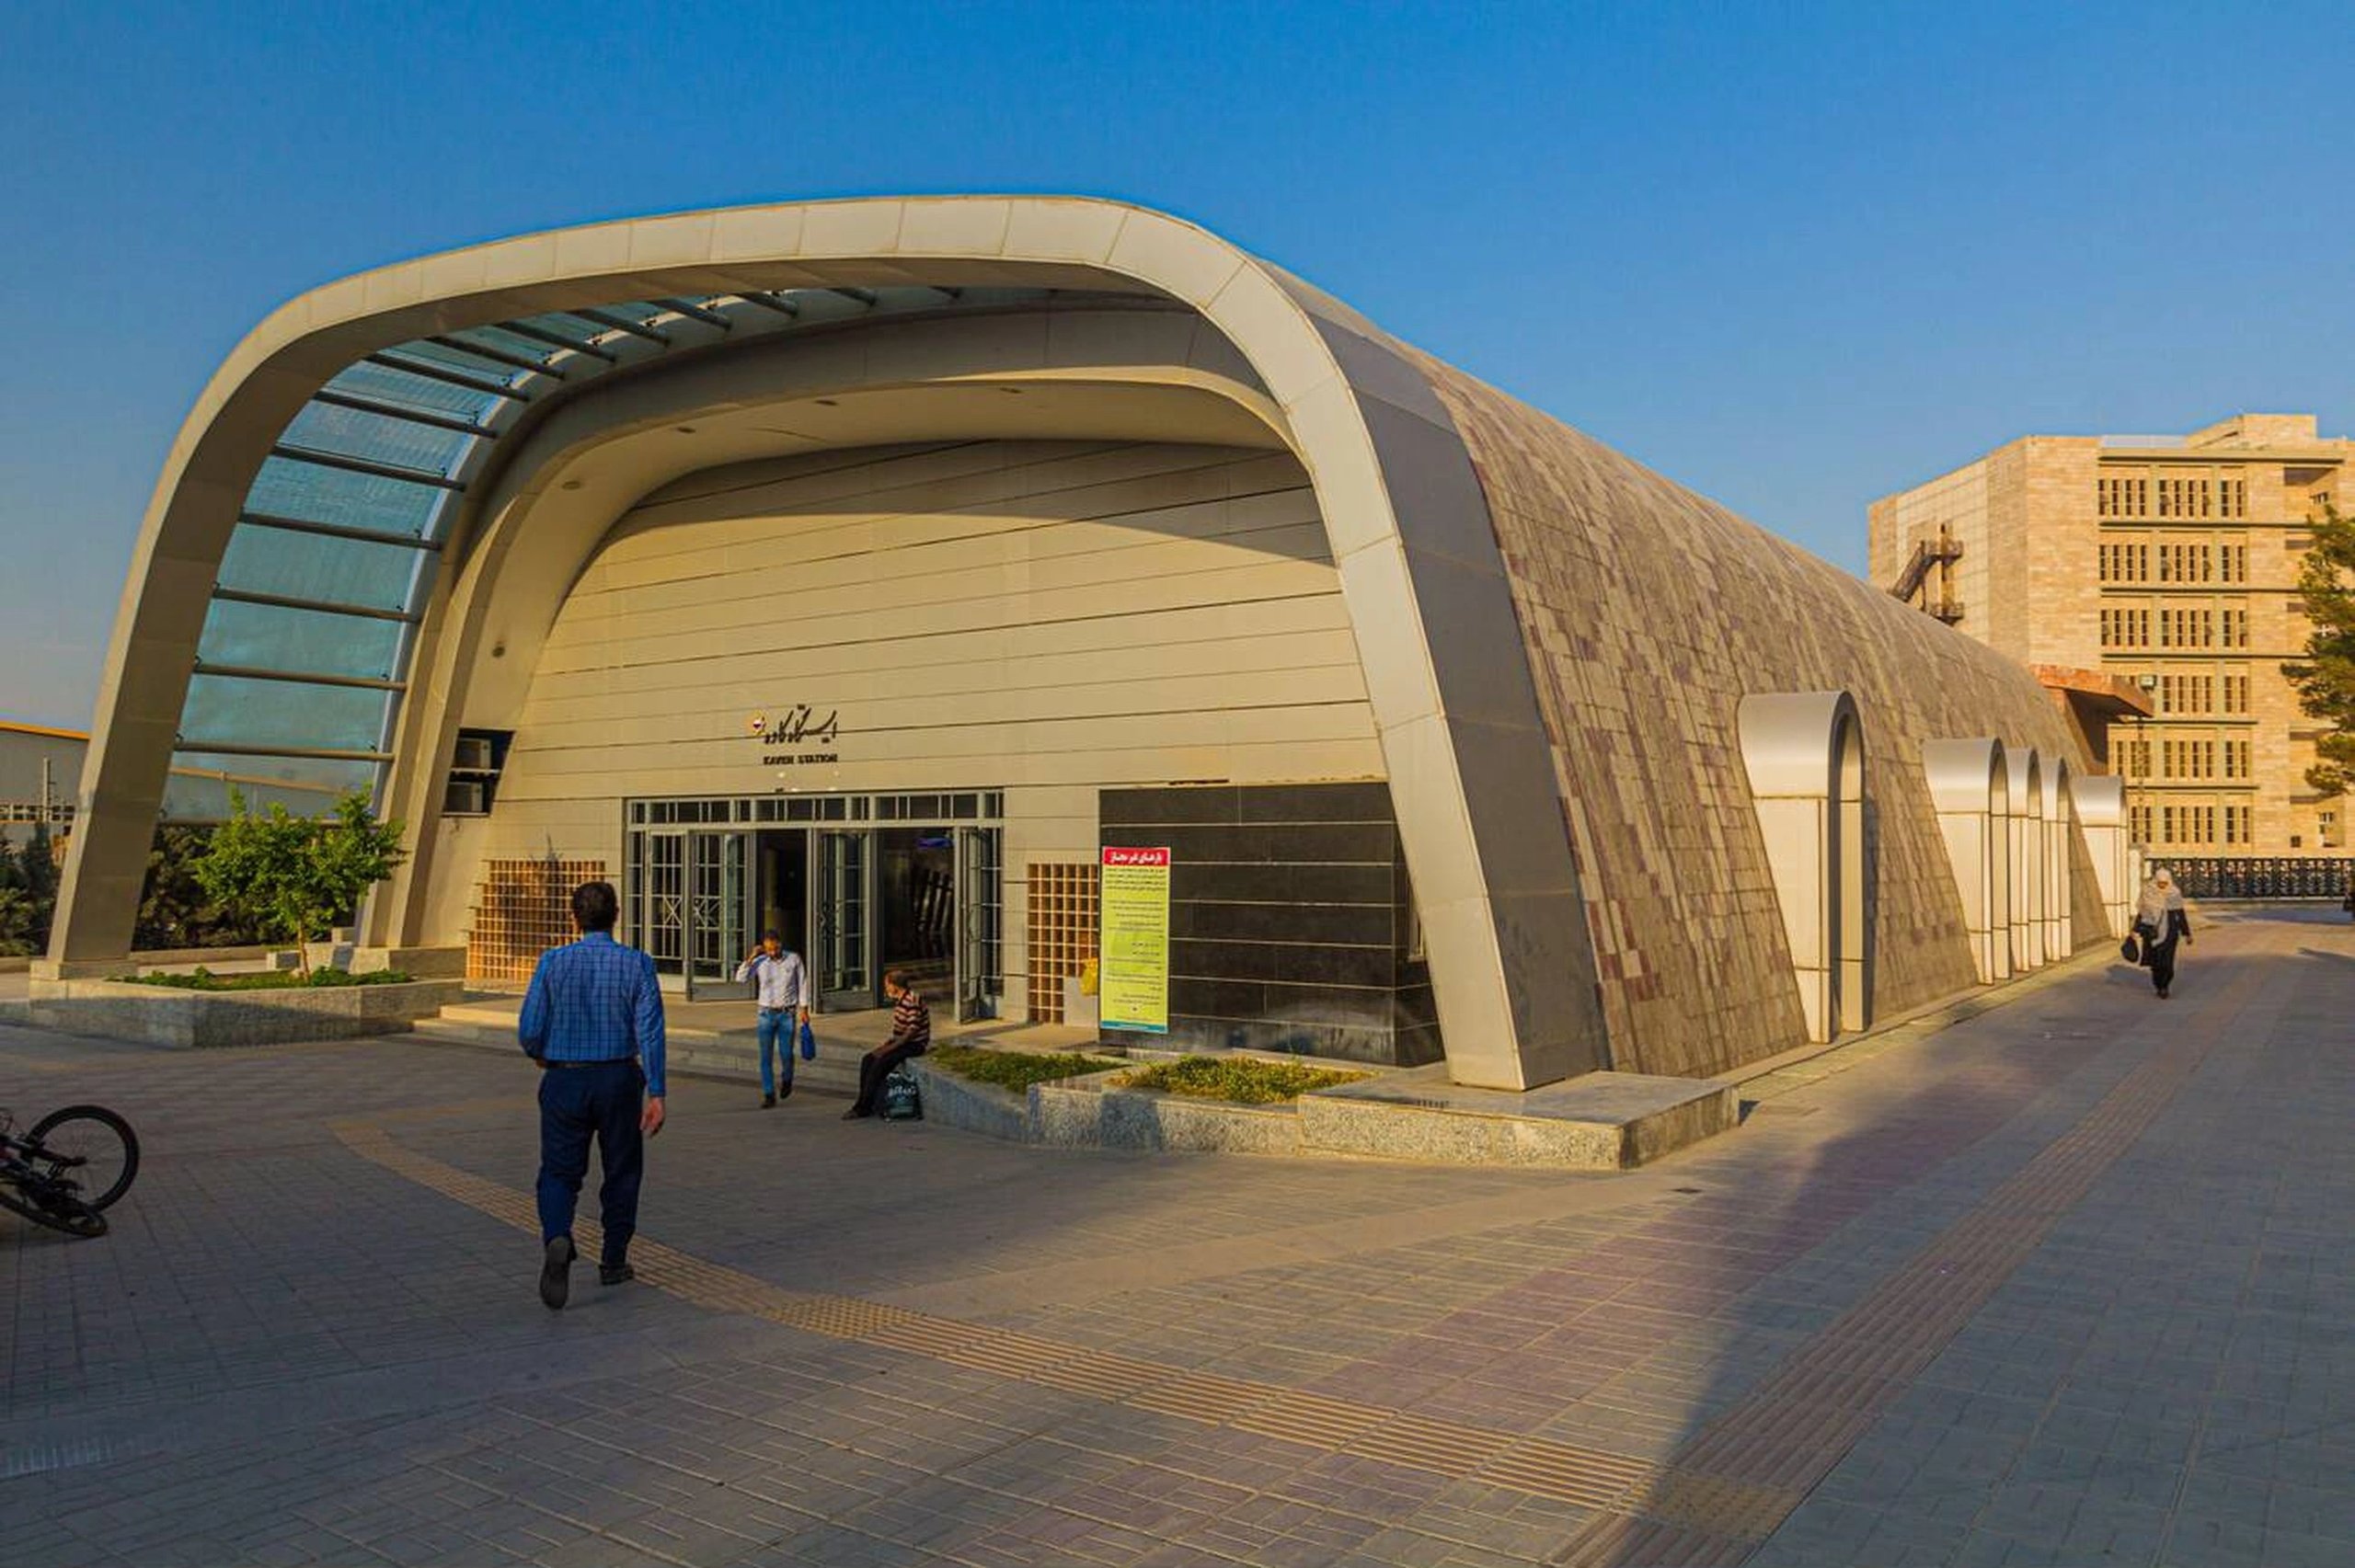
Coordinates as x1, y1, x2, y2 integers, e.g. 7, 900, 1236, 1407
1888, 528, 1966, 624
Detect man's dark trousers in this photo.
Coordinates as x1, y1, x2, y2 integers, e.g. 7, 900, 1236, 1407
535, 1060, 645, 1267
852, 1041, 925, 1116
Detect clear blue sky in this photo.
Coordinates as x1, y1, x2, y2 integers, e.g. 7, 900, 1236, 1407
5, 0, 2350, 729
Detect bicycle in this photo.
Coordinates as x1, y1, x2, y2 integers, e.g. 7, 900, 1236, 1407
0, 1104, 140, 1238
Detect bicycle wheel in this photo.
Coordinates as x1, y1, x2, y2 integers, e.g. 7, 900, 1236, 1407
28, 1105, 139, 1210
0, 1176, 107, 1237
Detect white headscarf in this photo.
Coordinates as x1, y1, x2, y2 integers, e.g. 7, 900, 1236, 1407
2135, 868, 2185, 928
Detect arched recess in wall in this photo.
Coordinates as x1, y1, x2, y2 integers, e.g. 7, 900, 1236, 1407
2002, 745, 2044, 973
2073, 774, 2131, 938
1921, 738, 2005, 985
1738, 691, 1870, 1043
2041, 759, 2074, 960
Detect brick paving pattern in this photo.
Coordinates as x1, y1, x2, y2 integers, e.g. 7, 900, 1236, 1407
4, 906, 2350, 1565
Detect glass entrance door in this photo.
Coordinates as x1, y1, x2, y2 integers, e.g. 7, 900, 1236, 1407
684, 830, 750, 1000
956, 826, 1002, 1022
816, 830, 874, 1011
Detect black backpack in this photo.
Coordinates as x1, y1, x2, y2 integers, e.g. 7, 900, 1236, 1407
879, 1066, 923, 1121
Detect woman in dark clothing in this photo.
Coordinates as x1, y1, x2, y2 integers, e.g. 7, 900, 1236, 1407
2135, 869, 2192, 999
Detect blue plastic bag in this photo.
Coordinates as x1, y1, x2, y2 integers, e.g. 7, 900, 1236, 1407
798, 1019, 818, 1061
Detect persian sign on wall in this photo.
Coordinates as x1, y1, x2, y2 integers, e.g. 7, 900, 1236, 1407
747, 704, 842, 767
1098, 845, 1172, 1034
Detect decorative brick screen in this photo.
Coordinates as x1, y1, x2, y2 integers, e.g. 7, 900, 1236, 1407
1023, 861, 1098, 1023
469, 859, 606, 983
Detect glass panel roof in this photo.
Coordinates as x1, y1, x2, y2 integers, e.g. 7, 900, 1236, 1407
197, 601, 404, 681
217, 528, 426, 611
174, 750, 383, 797
246, 456, 450, 539
280, 403, 475, 478
326, 361, 505, 422
181, 674, 396, 755
386, 338, 534, 386
175, 279, 1120, 803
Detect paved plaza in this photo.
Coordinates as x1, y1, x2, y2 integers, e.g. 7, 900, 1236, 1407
4, 907, 2351, 1567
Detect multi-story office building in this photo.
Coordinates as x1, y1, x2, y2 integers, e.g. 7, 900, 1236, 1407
1872, 414, 2355, 856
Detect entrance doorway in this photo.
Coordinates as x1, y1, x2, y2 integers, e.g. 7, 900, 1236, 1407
626, 792, 1003, 1019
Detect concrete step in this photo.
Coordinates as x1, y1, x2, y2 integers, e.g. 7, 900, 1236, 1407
410, 1014, 864, 1098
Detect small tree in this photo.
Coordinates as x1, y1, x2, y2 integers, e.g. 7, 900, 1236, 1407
2282, 501, 2355, 798
136, 825, 264, 951
0, 824, 59, 958
192, 791, 407, 976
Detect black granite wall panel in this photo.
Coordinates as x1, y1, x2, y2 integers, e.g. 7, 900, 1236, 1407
1099, 782, 1441, 1066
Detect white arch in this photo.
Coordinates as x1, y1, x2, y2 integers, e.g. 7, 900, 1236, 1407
1739, 691, 1868, 1043
1922, 738, 2005, 984
2041, 759, 2074, 960
2074, 774, 2131, 938
2002, 745, 2043, 972
44, 197, 1608, 1091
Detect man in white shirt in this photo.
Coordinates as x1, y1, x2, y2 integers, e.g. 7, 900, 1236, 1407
734, 932, 811, 1106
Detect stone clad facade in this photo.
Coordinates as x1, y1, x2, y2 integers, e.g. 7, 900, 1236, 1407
1426, 363, 2103, 1079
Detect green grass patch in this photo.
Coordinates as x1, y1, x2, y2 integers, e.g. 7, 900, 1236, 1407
929, 1046, 1123, 1093
116, 967, 416, 991
1115, 1056, 1367, 1104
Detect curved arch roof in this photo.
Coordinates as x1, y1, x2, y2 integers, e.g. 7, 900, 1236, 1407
186, 281, 1148, 796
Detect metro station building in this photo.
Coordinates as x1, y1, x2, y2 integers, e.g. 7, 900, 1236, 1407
44, 198, 2131, 1092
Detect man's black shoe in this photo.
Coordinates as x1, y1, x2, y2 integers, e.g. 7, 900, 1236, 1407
762, 1093, 775, 1109
600, 1263, 635, 1287
777, 1080, 793, 1100
539, 1235, 575, 1310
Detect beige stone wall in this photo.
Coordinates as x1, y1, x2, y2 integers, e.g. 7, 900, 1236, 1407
2021, 439, 2103, 669
1423, 363, 2105, 1081
1883, 421, 2355, 856
1867, 453, 1993, 626
435, 439, 1381, 1013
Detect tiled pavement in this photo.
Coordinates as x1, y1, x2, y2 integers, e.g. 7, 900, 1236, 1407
3, 908, 2350, 1565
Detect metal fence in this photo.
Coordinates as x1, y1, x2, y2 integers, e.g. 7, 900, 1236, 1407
2161, 857, 2355, 900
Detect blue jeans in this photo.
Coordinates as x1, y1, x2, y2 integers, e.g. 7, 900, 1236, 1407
534, 1059, 645, 1268
756, 1009, 798, 1095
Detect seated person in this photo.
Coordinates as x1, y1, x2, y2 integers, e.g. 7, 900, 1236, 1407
844, 968, 931, 1119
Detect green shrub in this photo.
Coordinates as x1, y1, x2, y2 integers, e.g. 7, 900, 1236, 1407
931, 1046, 1122, 1093
116, 967, 415, 991
1115, 1056, 1367, 1104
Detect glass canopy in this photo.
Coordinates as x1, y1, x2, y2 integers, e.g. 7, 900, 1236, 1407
172, 282, 1130, 807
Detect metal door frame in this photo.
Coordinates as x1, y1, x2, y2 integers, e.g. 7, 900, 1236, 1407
684, 828, 752, 1001
816, 828, 876, 1012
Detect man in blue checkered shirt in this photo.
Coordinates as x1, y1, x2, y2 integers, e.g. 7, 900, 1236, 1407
518, 880, 666, 1310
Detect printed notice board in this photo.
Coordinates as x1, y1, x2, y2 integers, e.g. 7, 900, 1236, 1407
1098, 846, 1172, 1033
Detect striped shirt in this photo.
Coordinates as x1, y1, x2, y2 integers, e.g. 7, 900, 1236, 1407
518, 932, 668, 1096
887, 989, 931, 1052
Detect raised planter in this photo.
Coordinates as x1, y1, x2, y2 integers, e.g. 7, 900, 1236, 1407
909, 1059, 1036, 1143
22, 977, 466, 1048
1033, 1077, 1304, 1154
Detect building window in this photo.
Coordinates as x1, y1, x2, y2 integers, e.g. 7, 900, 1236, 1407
2220, 544, 2247, 582
2224, 738, 2251, 778
2131, 803, 2154, 842
2223, 673, 2249, 714
2323, 808, 2339, 849
2158, 674, 2215, 715
2099, 475, 2152, 518
2222, 607, 2249, 647
2221, 476, 2247, 518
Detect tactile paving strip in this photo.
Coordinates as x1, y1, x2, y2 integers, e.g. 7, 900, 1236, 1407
336, 954, 2249, 1567
330, 1118, 1672, 1521
1550, 960, 2267, 1565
